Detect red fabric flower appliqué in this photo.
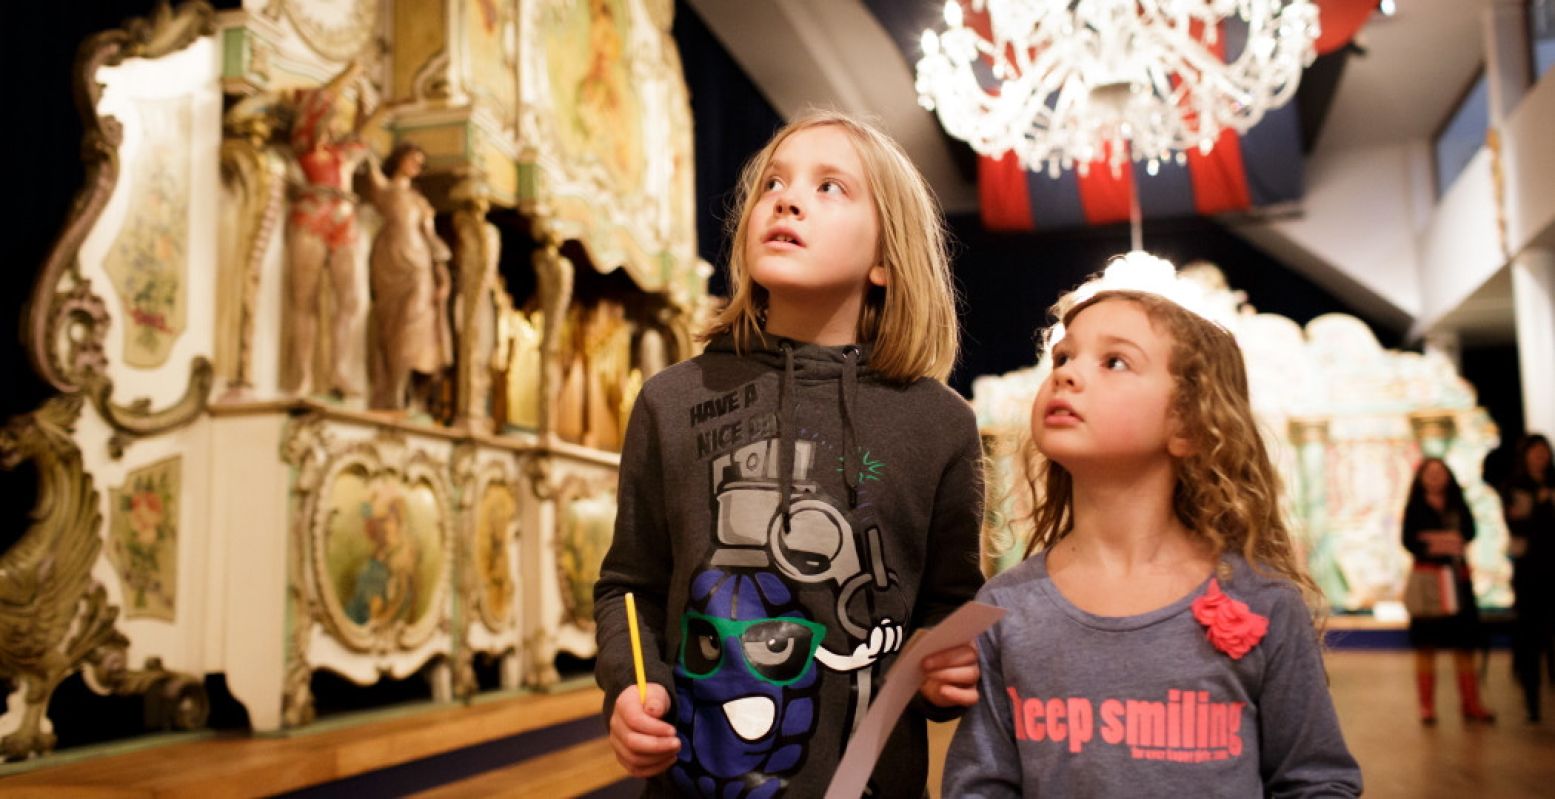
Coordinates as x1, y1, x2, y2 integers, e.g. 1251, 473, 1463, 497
1191, 578, 1269, 660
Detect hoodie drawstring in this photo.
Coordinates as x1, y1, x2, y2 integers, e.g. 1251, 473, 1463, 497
777, 342, 797, 532
840, 346, 860, 508
774, 342, 864, 535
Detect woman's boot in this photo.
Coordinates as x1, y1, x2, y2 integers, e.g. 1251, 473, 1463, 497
1456, 652, 1496, 723
1416, 651, 1437, 725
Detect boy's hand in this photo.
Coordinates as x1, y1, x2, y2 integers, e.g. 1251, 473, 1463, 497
608, 683, 680, 778
919, 643, 980, 707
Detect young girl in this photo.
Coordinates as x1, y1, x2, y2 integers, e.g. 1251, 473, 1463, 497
594, 111, 985, 798
944, 260, 1362, 797
1400, 457, 1493, 724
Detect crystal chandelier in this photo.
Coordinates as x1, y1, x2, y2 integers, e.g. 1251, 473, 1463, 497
915, 0, 1321, 177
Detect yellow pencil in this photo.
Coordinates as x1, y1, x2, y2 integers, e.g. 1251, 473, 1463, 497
626, 591, 648, 704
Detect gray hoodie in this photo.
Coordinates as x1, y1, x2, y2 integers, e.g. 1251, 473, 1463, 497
595, 332, 985, 797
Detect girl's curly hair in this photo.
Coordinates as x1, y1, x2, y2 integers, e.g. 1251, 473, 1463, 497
1022, 289, 1324, 616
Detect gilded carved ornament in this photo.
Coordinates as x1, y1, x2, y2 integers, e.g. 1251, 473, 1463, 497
218, 93, 289, 396
0, 397, 206, 760
280, 413, 328, 726
551, 471, 619, 631
25, 0, 216, 458
462, 454, 522, 636
411, 49, 456, 102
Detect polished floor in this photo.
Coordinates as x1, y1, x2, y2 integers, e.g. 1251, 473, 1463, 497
1321, 649, 1555, 798
523, 649, 1555, 798
6, 650, 1552, 797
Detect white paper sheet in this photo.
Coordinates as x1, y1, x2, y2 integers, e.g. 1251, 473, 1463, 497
823, 601, 1006, 799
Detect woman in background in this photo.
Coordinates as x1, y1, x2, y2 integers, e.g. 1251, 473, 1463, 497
1503, 433, 1554, 723
1402, 457, 1495, 724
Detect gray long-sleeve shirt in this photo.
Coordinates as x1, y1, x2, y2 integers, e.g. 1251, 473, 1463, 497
944, 552, 1362, 798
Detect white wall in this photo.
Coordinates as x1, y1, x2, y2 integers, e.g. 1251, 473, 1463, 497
1505, 71, 1555, 251
1413, 149, 1506, 333
1254, 142, 1428, 317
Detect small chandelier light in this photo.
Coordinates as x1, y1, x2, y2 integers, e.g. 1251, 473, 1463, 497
915, 0, 1321, 177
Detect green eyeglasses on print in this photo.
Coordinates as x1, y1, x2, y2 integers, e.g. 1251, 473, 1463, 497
678, 611, 827, 687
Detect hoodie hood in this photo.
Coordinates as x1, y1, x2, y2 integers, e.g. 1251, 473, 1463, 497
704, 332, 872, 515
703, 332, 878, 383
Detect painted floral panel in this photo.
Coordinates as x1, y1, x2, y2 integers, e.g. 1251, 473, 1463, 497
108, 457, 181, 620
104, 95, 190, 368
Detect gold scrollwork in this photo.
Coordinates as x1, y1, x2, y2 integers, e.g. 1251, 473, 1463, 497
24, 1, 217, 457
280, 413, 328, 726
412, 49, 454, 102
522, 452, 555, 501
551, 471, 618, 631
218, 94, 288, 396
0, 396, 207, 760
469, 459, 521, 634
96, 359, 215, 460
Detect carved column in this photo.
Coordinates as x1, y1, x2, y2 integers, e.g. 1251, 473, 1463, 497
217, 100, 284, 397
1408, 411, 1458, 460
449, 442, 480, 700
532, 228, 575, 438
450, 175, 498, 434
1289, 417, 1346, 605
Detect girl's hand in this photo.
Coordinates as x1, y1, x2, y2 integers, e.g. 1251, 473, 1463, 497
608, 683, 680, 778
919, 643, 980, 707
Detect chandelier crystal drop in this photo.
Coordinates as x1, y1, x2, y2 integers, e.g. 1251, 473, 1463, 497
915, 0, 1321, 176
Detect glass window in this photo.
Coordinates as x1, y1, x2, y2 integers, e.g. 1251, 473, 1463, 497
1533, 0, 1555, 80
1432, 71, 1489, 197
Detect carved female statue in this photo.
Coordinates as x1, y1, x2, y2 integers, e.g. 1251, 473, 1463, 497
284, 61, 382, 397
364, 143, 454, 411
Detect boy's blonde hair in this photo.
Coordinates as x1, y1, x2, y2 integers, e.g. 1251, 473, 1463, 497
1023, 289, 1324, 613
701, 111, 959, 383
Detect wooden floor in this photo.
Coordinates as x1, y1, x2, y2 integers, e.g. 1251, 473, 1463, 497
0, 687, 624, 798
608, 651, 1555, 799
1325, 649, 1555, 798
5, 651, 1552, 797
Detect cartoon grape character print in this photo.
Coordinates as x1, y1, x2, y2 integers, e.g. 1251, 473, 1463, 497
670, 568, 821, 799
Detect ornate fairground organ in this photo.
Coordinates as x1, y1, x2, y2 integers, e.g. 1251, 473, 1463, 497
2, 0, 708, 758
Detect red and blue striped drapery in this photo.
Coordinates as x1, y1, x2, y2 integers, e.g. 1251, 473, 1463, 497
977, 0, 1377, 230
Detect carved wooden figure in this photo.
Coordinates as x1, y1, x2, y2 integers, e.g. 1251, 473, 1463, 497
282, 61, 383, 398
364, 143, 454, 412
